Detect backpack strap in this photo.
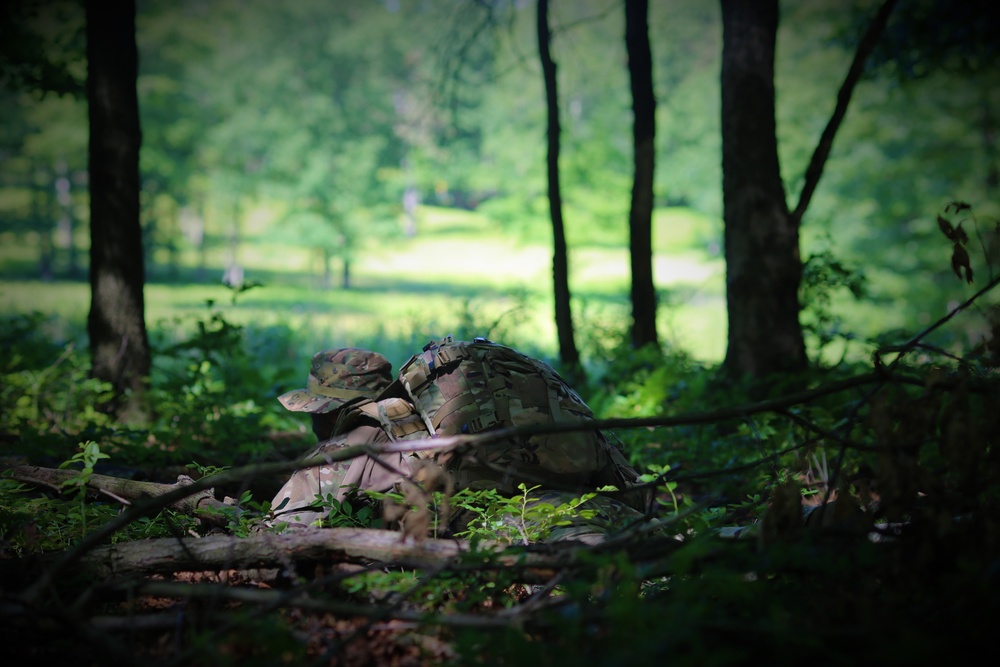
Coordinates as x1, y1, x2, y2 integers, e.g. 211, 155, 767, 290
352, 397, 427, 442
431, 392, 480, 431
332, 398, 376, 434
399, 335, 473, 435
399, 359, 438, 435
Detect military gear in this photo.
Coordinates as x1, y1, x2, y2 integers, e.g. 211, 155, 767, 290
271, 337, 652, 533
389, 336, 650, 512
278, 348, 393, 414
270, 398, 430, 527
396, 336, 592, 439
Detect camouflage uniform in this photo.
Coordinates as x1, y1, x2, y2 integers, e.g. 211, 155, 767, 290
271, 348, 418, 527
270, 342, 651, 539
270, 398, 429, 527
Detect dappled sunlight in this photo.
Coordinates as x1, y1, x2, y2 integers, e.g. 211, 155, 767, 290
0, 217, 732, 366
364, 237, 551, 288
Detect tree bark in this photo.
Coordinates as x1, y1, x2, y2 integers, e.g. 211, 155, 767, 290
720, 0, 807, 382
56, 528, 691, 592
8, 465, 234, 522
625, 0, 659, 351
86, 0, 150, 414
537, 0, 582, 380
79, 529, 473, 579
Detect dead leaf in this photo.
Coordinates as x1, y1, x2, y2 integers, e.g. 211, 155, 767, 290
954, 221, 969, 245
938, 215, 957, 241
951, 243, 974, 283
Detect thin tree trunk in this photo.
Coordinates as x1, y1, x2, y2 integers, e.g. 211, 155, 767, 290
64, 166, 82, 280
54, 159, 71, 274
625, 0, 658, 351
983, 94, 999, 191
319, 247, 331, 289
32, 161, 54, 281
224, 197, 242, 285
195, 199, 207, 282
86, 0, 150, 416
720, 0, 806, 382
537, 0, 581, 379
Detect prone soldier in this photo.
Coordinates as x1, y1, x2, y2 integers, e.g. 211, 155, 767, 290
270, 337, 652, 542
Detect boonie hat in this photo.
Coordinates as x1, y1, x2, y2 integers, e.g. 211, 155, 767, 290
278, 348, 393, 414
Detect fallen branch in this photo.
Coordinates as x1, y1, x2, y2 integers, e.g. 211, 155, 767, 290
7, 465, 232, 520
80, 528, 476, 578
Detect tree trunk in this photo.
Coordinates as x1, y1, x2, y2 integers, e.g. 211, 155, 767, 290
720, 0, 806, 382
537, 0, 582, 380
983, 93, 999, 191
319, 247, 331, 289
32, 161, 54, 281
625, 0, 658, 351
86, 0, 150, 415
65, 171, 83, 280
228, 197, 241, 275
195, 199, 208, 282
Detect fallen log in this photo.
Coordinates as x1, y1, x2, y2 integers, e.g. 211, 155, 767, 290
80, 528, 477, 578
7, 465, 234, 523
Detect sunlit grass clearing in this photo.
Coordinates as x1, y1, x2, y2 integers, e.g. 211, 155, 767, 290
0, 206, 731, 363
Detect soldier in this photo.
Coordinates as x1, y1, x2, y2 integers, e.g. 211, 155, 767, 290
269, 347, 426, 527
270, 338, 652, 542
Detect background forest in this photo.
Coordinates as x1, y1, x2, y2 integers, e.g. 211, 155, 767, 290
1, 0, 999, 665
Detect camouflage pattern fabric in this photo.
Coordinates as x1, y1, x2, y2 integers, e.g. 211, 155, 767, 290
278, 348, 394, 414
392, 336, 652, 513
271, 339, 652, 533
270, 425, 401, 527
270, 398, 429, 527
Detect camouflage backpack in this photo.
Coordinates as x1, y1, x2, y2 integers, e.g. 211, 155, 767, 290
384, 336, 648, 510
398, 336, 591, 437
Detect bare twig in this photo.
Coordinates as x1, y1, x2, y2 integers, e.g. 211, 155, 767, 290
791, 0, 899, 226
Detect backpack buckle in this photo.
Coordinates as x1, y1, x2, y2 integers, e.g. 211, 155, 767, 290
465, 411, 498, 434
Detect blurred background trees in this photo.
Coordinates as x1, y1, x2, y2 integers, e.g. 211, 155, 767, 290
1, 0, 998, 399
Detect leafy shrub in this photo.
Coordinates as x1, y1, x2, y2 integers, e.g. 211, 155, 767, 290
0, 312, 123, 463
0, 440, 200, 557
145, 294, 306, 466
452, 484, 599, 545
800, 244, 868, 362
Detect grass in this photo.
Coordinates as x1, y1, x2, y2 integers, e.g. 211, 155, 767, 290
6, 200, 994, 373
0, 205, 730, 367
